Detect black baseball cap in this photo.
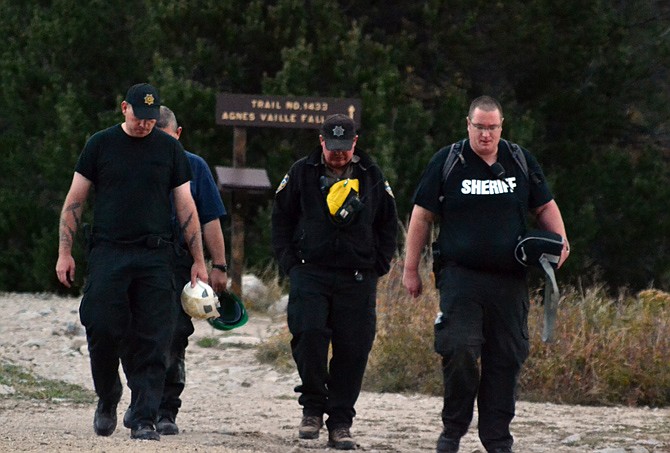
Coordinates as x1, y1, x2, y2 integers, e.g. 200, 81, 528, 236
321, 114, 356, 151
125, 83, 161, 120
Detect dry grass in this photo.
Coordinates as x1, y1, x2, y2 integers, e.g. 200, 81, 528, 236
521, 286, 670, 406
255, 258, 670, 407
255, 326, 295, 373
363, 259, 442, 395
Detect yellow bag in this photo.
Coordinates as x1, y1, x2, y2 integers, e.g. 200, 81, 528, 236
326, 179, 360, 216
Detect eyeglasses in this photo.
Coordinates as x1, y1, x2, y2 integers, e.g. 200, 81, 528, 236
468, 118, 502, 132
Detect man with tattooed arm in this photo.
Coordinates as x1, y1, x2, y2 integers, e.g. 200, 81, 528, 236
55, 83, 207, 441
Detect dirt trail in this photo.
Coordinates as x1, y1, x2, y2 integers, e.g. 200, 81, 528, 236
0, 293, 668, 452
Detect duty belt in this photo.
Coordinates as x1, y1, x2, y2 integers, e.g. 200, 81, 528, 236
93, 232, 174, 249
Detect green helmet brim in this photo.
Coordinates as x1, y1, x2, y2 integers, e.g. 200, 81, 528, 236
207, 291, 249, 331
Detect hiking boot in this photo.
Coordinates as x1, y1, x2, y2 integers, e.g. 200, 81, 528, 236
436, 430, 460, 453
156, 415, 179, 435
130, 424, 160, 441
122, 406, 132, 429
93, 400, 117, 436
298, 415, 323, 439
327, 427, 357, 450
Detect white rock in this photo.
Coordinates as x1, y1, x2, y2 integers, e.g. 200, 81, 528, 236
17, 311, 42, 321
268, 294, 289, 315
241, 274, 269, 302
561, 433, 581, 444
22, 339, 44, 348
218, 336, 261, 346
70, 338, 87, 351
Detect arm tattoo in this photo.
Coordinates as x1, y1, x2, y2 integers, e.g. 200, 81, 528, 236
180, 212, 202, 254
59, 221, 74, 247
188, 232, 199, 251
180, 212, 193, 235
59, 202, 82, 247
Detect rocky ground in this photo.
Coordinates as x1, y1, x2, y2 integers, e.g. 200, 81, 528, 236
0, 292, 668, 452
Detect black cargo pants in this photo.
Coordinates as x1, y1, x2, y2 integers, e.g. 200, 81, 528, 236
80, 241, 177, 429
434, 264, 529, 452
287, 264, 377, 430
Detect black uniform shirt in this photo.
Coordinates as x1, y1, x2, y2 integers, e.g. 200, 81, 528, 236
412, 139, 553, 272
76, 125, 192, 241
272, 147, 398, 276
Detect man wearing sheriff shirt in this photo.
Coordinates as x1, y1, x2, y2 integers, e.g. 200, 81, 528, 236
403, 96, 569, 453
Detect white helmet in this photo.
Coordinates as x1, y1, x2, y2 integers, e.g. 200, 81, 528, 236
180, 280, 220, 319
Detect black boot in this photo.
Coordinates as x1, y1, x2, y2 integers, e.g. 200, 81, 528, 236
93, 399, 117, 436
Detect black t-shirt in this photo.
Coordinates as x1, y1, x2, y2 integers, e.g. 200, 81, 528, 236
412, 139, 553, 272
75, 124, 192, 241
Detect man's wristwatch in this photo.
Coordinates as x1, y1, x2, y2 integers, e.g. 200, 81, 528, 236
212, 263, 228, 273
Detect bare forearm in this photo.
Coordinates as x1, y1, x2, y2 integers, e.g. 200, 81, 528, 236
179, 210, 205, 264
203, 219, 226, 264
173, 183, 209, 281
534, 200, 568, 241
534, 199, 570, 267
55, 173, 91, 287
403, 205, 436, 298
58, 199, 84, 256
404, 206, 435, 272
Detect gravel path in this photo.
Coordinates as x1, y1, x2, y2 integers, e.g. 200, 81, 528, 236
0, 292, 668, 452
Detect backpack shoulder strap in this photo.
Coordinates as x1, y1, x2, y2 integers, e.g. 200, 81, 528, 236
502, 139, 529, 179
441, 139, 467, 183
441, 139, 530, 182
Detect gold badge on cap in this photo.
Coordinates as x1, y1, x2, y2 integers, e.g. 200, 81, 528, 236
144, 94, 155, 106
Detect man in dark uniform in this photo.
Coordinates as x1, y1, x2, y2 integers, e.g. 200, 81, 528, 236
56, 83, 208, 441
271, 114, 398, 450
121, 105, 229, 435
403, 96, 569, 453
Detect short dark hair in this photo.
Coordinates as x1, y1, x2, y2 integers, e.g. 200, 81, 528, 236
468, 96, 503, 118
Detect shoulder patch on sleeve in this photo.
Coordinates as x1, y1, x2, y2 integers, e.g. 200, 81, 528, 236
384, 180, 394, 198
276, 174, 289, 193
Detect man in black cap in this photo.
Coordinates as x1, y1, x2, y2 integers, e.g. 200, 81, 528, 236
121, 105, 229, 436
272, 113, 398, 450
56, 83, 208, 441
